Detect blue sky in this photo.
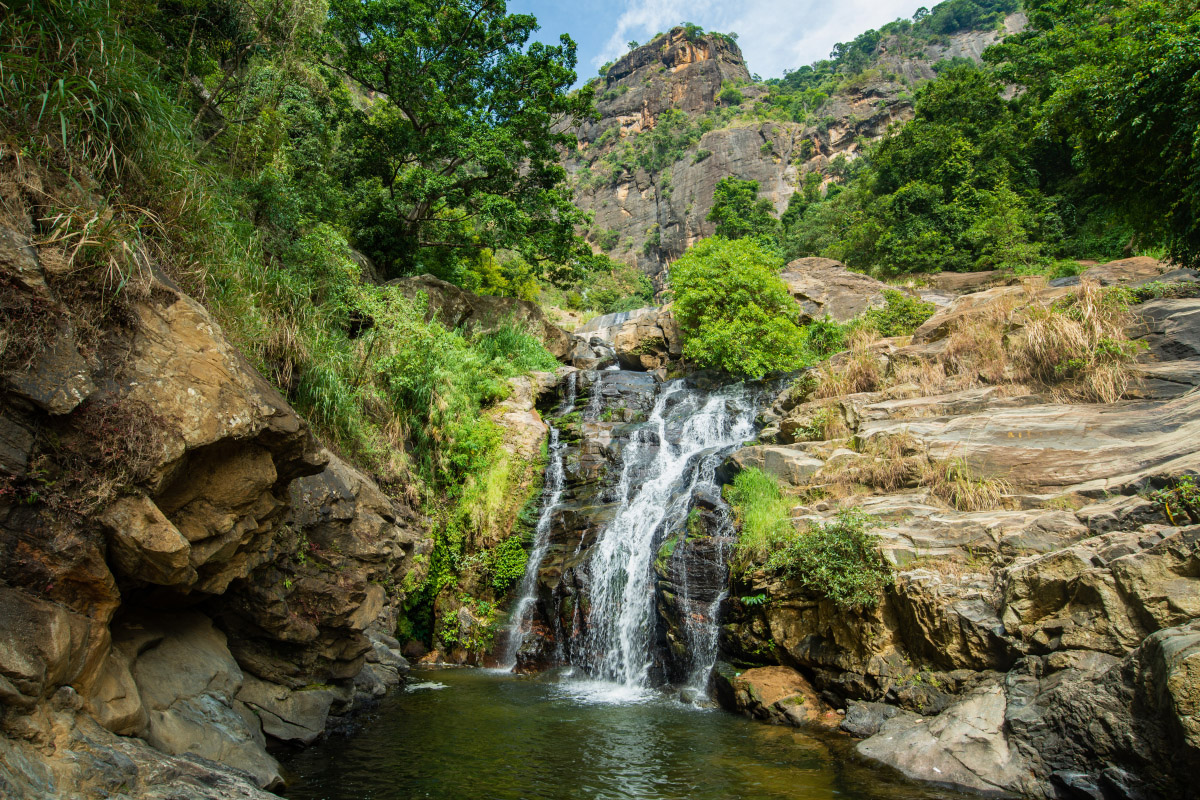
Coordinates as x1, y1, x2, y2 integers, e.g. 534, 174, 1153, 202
509, 1, 922, 82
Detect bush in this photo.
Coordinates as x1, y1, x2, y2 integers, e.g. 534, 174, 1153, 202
489, 535, 529, 593
859, 289, 937, 337
728, 468, 795, 560
670, 237, 808, 377
764, 508, 893, 609
1145, 476, 1200, 526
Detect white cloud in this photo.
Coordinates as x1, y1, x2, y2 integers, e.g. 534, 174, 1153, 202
594, 0, 920, 78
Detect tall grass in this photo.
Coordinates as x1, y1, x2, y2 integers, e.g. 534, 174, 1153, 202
728, 467, 796, 561
0, 0, 180, 176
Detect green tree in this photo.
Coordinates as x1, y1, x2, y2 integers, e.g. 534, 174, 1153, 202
987, 0, 1200, 265
707, 177, 780, 242
326, 0, 595, 279
670, 237, 806, 377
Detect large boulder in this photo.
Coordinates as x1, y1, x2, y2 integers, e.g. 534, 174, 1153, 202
780, 258, 889, 324
1083, 256, 1169, 286
575, 307, 682, 371
713, 664, 836, 728
120, 611, 282, 789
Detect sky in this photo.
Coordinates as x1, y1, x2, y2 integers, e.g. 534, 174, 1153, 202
509, 0, 922, 83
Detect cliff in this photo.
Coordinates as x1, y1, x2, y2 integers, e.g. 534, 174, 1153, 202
0, 160, 430, 797
567, 15, 1027, 284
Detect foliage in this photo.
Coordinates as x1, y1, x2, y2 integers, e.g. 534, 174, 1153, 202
670, 237, 808, 377
763, 508, 893, 609
924, 458, 1010, 511
488, 535, 529, 593
1145, 475, 1200, 525
859, 290, 937, 337
728, 468, 796, 561
986, 0, 1200, 266
707, 177, 780, 243
326, 0, 594, 279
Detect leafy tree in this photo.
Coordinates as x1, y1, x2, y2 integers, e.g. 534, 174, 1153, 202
670, 237, 806, 377
987, 0, 1200, 266
707, 177, 780, 242
326, 0, 595, 279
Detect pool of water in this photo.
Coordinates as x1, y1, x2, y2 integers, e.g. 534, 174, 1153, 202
280, 669, 970, 800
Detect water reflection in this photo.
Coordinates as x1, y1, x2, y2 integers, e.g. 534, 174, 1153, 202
281, 669, 971, 800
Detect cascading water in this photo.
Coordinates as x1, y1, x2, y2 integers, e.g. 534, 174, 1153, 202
498, 373, 576, 671
574, 380, 758, 690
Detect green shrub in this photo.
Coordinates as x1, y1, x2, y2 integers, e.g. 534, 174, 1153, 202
728, 468, 795, 560
719, 85, 744, 105
671, 237, 808, 377
489, 535, 529, 593
764, 508, 893, 609
859, 289, 937, 337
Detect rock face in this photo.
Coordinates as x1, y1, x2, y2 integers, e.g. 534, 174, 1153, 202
781, 258, 889, 323
0, 206, 429, 797
714, 265, 1200, 797
569, 18, 1027, 283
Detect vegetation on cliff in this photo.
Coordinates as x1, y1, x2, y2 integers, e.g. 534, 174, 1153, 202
781, 0, 1200, 274
0, 0, 593, 653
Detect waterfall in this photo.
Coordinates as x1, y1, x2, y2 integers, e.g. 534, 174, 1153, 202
577, 381, 757, 689
498, 373, 576, 671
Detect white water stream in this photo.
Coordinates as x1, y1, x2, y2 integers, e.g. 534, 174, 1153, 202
579, 380, 757, 690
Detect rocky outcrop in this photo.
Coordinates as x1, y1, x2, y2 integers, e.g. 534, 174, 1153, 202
714, 264, 1200, 796
574, 307, 682, 371
781, 258, 889, 323
0, 208, 429, 797
569, 17, 1027, 282
389, 273, 572, 359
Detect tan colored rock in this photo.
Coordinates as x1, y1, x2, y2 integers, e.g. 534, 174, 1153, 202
781, 257, 889, 323
85, 648, 147, 735
715, 665, 835, 727
0, 588, 97, 702
727, 445, 824, 486
98, 494, 194, 586
577, 307, 682, 371
1083, 256, 1168, 286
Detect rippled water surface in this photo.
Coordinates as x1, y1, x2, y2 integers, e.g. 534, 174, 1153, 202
281, 668, 970, 800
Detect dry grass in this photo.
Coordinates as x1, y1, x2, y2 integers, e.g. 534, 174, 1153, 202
923, 457, 1011, 512
1010, 280, 1140, 403
819, 433, 927, 493
816, 328, 885, 399
791, 403, 851, 442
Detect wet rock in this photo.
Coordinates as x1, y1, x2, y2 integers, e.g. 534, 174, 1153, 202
713, 664, 836, 728
576, 307, 682, 371
840, 700, 904, 738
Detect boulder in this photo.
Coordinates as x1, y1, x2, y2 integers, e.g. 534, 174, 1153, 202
122, 611, 282, 789
713, 664, 835, 727
725, 445, 823, 486
780, 257, 888, 323
98, 493, 195, 586
1083, 257, 1168, 286
0, 588, 100, 704
236, 674, 351, 745
859, 682, 1038, 796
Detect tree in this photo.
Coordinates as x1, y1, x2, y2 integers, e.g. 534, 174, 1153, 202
707, 177, 780, 242
670, 237, 806, 377
326, 0, 595, 279
987, 0, 1200, 265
